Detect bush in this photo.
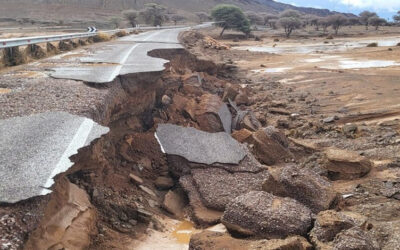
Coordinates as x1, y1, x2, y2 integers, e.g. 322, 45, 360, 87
367, 42, 378, 47
93, 32, 111, 42
115, 30, 128, 37
211, 4, 251, 37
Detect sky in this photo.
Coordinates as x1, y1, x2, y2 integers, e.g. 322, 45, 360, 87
277, 0, 400, 20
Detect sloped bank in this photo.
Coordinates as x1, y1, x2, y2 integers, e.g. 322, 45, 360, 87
23, 44, 223, 249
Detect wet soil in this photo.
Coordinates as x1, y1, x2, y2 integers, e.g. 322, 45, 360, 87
1, 27, 400, 249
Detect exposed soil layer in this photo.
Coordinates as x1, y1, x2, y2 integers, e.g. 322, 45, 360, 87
1, 28, 400, 250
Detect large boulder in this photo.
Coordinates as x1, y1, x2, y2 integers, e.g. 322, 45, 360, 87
309, 210, 360, 249
324, 148, 372, 180
332, 227, 380, 250
191, 168, 270, 211
252, 126, 292, 165
222, 191, 313, 239
309, 210, 380, 250
262, 165, 339, 213
189, 231, 312, 250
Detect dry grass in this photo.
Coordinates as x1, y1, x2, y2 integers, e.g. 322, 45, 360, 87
93, 32, 111, 43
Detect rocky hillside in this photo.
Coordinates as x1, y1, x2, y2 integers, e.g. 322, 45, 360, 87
0, 0, 353, 27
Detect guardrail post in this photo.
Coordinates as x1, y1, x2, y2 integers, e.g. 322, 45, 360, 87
2, 46, 26, 66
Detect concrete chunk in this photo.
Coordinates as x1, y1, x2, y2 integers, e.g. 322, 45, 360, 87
155, 124, 246, 165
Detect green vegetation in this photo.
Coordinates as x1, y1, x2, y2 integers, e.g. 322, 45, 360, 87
328, 14, 347, 35
140, 3, 168, 26
211, 4, 251, 37
278, 10, 302, 37
123, 10, 139, 27
359, 11, 378, 30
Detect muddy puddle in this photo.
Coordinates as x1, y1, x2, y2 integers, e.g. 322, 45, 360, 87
252, 67, 292, 73
235, 36, 400, 54
321, 59, 400, 69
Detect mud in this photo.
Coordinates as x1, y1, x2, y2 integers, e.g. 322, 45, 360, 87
1, 28, 400, 250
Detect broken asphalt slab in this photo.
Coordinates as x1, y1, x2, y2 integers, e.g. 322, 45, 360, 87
0, 112, 109, 203
155, 124, 246, 165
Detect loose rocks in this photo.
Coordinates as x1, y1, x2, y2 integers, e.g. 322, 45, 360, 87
324, 148, 372, 180
262, 165, 339, 213
222, 191, 312, 238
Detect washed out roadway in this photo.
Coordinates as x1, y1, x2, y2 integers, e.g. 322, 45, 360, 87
0, 24, 212, 203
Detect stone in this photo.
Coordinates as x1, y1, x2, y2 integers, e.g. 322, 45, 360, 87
222, 83, 239, 102
323, 117, 336, 123
222, 191, 312, 238
162, 189, 186, 217
252, 127, 292, 165
191, 168, 270, 211
324, 148, 372, 180
161, 95, 172, 106
231, 129, 253, 143
332, 227, 379, 250
156, 124, 246, 165
262, 165, 339, 213
180, 176, 223, 226
235, 92, 250, 106
189, 231, 312, 250
129, 173, 143, 185
342, 123, 358, 135
310, 210, 358, 246
139, 185, 156, 197
195, 94, 232, 133
155, 176, 174, 190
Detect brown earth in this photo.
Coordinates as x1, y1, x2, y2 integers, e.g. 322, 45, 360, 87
1, 26, 400, 250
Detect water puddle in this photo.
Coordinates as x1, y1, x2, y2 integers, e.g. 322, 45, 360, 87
171, 220, 199, 244
252, 67, 292, 73
322, 60, 400, 69
235, 37, 400, 55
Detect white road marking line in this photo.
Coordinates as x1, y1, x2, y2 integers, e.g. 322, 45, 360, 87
41, 118, 94, 194
107, 30, 165, 82
154, 132, 165, 154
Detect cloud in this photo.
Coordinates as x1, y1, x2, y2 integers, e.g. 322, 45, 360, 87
336, 0, 400, 11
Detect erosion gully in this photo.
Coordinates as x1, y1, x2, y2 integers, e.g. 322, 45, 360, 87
2, 46, 223, 249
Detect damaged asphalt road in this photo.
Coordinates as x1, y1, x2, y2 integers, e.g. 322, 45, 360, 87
0, 112, 109, 203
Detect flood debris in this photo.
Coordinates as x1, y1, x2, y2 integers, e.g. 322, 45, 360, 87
0, 112, 109, 203
155, 124, 245, 165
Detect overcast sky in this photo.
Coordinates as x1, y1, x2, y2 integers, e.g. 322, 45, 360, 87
277, 0, 400, 20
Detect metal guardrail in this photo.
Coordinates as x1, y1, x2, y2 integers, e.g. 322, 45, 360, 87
0, 25, 191, 49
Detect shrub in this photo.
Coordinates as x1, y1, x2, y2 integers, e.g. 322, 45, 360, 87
93, 32, 111, 42
211, 4, 251, 37
367, 42, 378, 47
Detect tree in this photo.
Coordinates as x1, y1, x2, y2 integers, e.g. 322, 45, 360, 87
109, 16, 122, 28
328, 14, 348, 35
347, 17, 360, 28
368, 16, 387, 30
140, 3, 168, 26
319, 17, 331, 33
394, 11, 400, 23
359, 11, 378, 30
263, 14, 278, 27
123, 10, 138, 27
211, 4, 251, 37
245, 11, 263, 26
171, 14, 185, 25
278, 10, 302, 38
195, 12, 210, 22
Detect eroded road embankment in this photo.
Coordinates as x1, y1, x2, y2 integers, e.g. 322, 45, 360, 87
2, 30, 400, 250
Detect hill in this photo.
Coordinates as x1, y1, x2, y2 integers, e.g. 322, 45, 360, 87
0, 0, 355, 28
